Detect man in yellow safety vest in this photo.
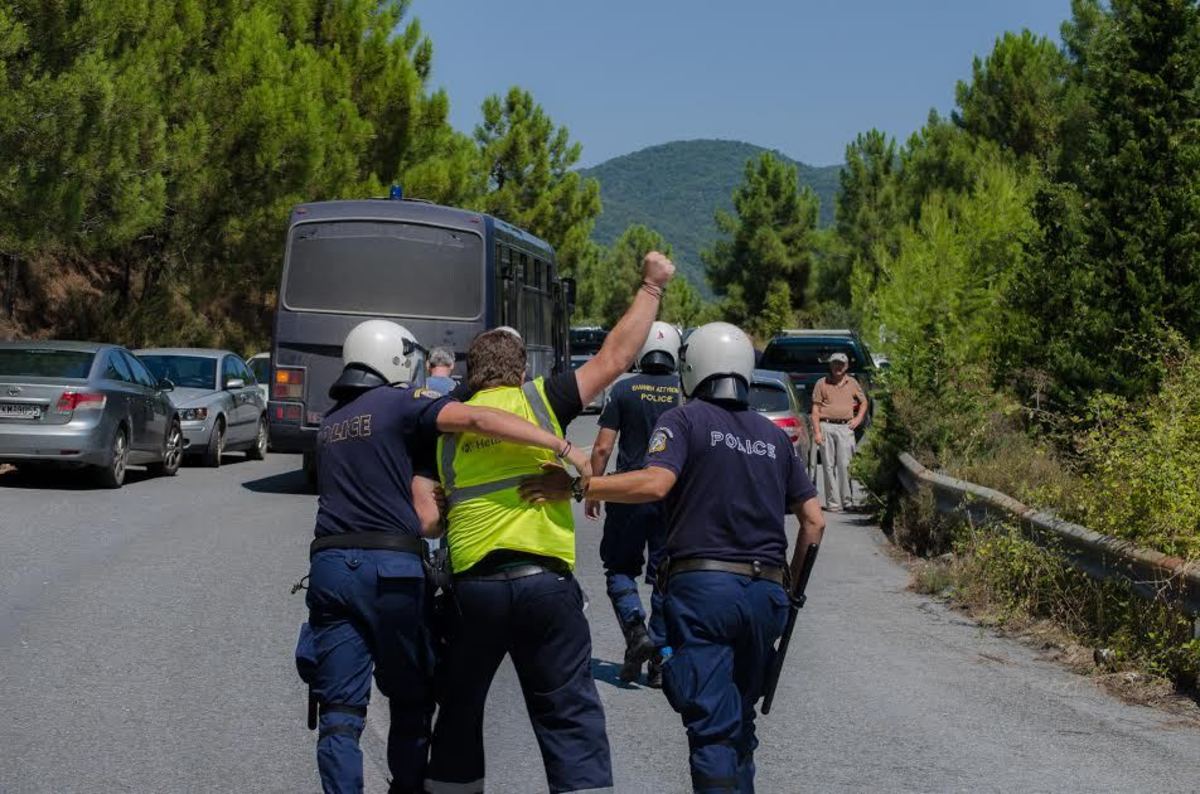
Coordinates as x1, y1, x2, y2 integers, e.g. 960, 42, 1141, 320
424, 252, 675, 794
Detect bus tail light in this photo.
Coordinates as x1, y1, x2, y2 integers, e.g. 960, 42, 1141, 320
274, 404, 303, 423
274, 367, 305, 400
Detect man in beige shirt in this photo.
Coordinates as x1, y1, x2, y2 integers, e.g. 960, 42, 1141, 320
811, 352, 868, 511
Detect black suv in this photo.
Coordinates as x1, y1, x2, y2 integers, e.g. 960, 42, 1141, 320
758, 330, 876, 416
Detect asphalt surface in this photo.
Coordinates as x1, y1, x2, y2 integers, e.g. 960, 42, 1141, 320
2, 415, 1199, 793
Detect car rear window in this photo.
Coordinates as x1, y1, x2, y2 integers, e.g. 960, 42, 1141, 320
0, 349, 95, 379
139, 355, 217, 390
750, 382, 791, 413
760, 342, 861, 373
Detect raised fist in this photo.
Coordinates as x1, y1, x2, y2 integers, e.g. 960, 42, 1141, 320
642, 251, 675, 289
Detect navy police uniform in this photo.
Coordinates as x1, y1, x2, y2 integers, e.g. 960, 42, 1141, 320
597, 372, 681, 647
294, 383, 450, 794
646, 399, 816, 793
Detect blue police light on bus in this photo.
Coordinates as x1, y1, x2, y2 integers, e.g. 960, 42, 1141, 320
268, 198, 576, 487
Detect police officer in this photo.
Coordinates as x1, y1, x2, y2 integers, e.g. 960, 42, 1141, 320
425, 252, 675, 794
584, 320, 682, 686
293, 319, 590, 794
574, 322, 826, 793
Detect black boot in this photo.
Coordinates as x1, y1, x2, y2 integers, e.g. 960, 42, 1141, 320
646, 652, 664, 689
620, 618, 655, 683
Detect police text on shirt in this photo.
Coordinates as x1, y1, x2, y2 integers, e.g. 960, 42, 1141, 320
709, 431, 777, 459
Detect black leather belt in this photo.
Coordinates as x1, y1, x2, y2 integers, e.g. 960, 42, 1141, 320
821, 418, 852, 425
456, 562, 566, 581
310, 532, 424, 558
668, 558, 786, 586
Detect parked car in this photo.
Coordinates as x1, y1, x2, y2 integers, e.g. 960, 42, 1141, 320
135, 348, 267, 467
246, 352, 271, 405
0, 341, 182, 487
570, 326, 608, 357
758, 330, 876, 430
750, 369, 813, 476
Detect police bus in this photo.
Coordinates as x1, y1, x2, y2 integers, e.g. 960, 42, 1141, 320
267, 194, 575, 480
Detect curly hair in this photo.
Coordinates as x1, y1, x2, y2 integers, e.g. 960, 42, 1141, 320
467, 329, 526, 391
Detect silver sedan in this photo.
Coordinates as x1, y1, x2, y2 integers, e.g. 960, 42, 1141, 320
135, 348, 267, 467
0, 340, 183, 487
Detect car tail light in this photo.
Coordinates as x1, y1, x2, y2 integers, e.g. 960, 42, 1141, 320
56, 391, 107, 414
773, 416, 802, 443
274, 404, 303, 423
274, 367, 305, 400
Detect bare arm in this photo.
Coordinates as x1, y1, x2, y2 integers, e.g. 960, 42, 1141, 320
789, 496, 825, 583
413, 475, 444, 538
584, 427, 618, 519
575, 252, 675, 406
810, 383, 824, 444
435, 402, 591, 476
590, 427, 617, 475
585, 466, 677, 504
849, 387, 869, 430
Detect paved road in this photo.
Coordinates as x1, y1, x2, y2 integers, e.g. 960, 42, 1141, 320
2, 415, 1199, 793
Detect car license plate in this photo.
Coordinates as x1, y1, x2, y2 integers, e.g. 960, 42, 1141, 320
0, 402, 42, 420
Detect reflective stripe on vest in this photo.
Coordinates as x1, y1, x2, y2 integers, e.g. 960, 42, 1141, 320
440, 381, 557, 507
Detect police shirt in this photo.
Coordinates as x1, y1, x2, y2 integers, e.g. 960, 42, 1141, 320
645, 399, 817, 567
314, 385, 451, 539
598, 373, 682, 472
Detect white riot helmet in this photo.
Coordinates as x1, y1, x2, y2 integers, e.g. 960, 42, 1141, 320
342, 320, 427, 385
638, 321, 682, 372
679, 322, 755, 401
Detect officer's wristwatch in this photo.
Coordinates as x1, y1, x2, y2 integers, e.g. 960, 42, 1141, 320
570, 476, 586, 503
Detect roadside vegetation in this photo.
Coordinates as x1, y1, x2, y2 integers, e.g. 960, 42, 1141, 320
839, 0, 1200, 690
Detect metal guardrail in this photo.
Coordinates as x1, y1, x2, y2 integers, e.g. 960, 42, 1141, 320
896, 452, 1200, 617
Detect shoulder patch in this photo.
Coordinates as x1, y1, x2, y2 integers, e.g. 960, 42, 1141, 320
411, 387, 441, 399
647, 426, 673, 455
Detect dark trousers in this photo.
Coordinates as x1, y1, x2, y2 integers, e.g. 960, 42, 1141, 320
426, 571, 613, 793
600, 501, 668, 645
297, 549, 434, 794
662, 571, 790, 794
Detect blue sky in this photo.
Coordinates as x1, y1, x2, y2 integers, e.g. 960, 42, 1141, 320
411, 1, 1073, 167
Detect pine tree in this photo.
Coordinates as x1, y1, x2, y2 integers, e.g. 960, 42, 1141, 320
702, 153, 819, 338
472, 87, 601, 277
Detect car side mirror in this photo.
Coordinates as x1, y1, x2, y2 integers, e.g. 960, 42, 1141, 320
225, 378, 245, 390
158, 378, 175, 392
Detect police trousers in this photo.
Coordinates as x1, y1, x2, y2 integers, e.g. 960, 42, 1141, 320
600, 501, 667, 645
296, 549, 434, 794
425, 571, 613, 793
662, 571, 790, 794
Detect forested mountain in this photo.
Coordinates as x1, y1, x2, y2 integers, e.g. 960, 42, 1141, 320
580, 140, 840, 292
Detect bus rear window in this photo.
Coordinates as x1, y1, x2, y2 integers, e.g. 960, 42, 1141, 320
284, 221, 483, 320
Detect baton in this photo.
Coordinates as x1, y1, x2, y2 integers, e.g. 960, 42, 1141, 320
761, 542, 819, 715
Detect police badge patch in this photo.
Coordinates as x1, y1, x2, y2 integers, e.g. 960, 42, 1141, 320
648, 426, 672, 454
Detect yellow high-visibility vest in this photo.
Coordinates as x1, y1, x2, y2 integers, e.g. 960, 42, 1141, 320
436, 378, 575, 573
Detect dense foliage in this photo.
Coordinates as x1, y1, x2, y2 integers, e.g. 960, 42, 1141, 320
836, 0, 1200, 685
0, 1, 616, 350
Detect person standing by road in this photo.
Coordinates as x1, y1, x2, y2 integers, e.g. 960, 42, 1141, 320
811, 351, 867, 511
524, 321, 825, 793
424, 252, 675, 794
292, 320, 590, 794
425, 347, 457, 395
585, 321, 682, 687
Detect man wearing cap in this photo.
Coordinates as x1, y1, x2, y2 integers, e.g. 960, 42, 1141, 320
810, 352, 867, 511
